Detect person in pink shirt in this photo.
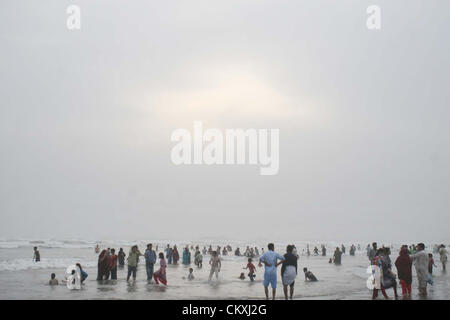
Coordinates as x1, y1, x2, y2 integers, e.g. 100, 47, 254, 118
153, 253, 167, 285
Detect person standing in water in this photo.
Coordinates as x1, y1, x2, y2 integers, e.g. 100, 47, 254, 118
428, 253, 437, 285
259, 243, 285, 300
395, 247, 413, 298
208, 251, 221, 282
194, 249, 203, 268
153, 252, 167, 285
118, 248, 126, 268
107, 248, 118, 280
410, 243, 429, 297
368, 242, 378, 264
439, 244, 447, 271
172, 245, 180, 264
145, 243, 157, 282
165, 245, 173, 264
182, 247, 191, 265
33, 247, 40, 262
97, 250, 108, 281
281, 245, 298, 300
333, 247, 342, 265
127, 245, 143, 282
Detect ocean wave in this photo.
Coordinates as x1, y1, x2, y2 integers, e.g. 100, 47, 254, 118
0, 239, 98, 249
0, 258, 97, 272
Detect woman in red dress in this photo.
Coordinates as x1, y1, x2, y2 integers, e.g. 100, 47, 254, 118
153, 252, 167, 285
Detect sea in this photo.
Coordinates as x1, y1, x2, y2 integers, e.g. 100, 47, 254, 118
0, 239, 449, 300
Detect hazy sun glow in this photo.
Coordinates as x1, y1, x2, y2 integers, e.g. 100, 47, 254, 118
134, 66, 315, 128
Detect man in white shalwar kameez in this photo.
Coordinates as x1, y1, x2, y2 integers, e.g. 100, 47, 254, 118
410, 243, 428, 296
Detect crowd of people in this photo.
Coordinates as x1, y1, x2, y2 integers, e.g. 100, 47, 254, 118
367, 242, 448, 299
39, 241, 448, 300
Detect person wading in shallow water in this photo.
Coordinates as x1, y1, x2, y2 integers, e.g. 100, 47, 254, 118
118, 248, 126, 268
258, 243, 285, 300
333, 247, 342, 265
33, 247, 40, 262
410, 243, 429, 297
127, 245, 143, 282
145, 243, 157, 282
208, 251, 221, 282
281, 245, 298, 300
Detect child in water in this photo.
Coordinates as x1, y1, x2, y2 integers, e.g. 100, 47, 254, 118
49, 273, 58, 285
188, 268, 195, 280
303, 267, 318, 281
243, 258, 256, 281
428, 253, 437, 285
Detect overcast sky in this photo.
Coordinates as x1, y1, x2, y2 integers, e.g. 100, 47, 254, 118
0, 0, 449, 242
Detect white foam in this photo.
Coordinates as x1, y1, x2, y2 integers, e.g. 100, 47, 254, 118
0, 258, 97, 272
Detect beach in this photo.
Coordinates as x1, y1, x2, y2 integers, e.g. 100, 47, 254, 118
0, 239, 449, 300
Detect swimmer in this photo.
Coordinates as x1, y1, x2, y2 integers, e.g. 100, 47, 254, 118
303, 267, 318, 281
188, 268, 194, 280
49, 273, 58, 286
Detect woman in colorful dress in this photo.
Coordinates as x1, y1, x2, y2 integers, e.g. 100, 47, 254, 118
182, 247, 191, 265
172, 245, 180, 264
96, 250, 108, 280
153, 252, 167, 285
395, 247, 412, 298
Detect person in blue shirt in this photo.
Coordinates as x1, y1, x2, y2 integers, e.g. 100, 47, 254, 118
76, 263, 88, 284
258, 243, 285, 300
145, 243, 157, 282
165, 245, 173, 264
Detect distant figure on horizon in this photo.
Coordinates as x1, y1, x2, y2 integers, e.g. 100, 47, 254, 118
333, 247, 342, 265
165, 245, 173, 264
321, 245, 326, 256
439, 244, 447, 271
33, 247, 40, 262
172, 245, 180, 264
